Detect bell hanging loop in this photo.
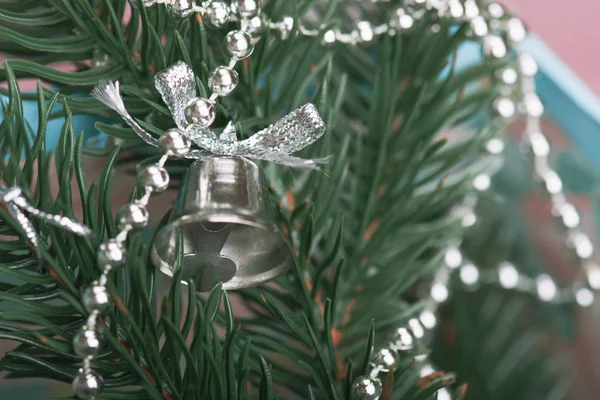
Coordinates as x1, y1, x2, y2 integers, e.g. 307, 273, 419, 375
151, 156, 293, 291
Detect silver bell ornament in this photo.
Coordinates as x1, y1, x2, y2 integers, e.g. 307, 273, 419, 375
92, 62, 329, 292
151, 156, 293, 291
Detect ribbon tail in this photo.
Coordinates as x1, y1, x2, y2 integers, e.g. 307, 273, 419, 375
4, 202, 42, 258
242, 104, 326, 154
91, 81, 158, 147
154, 61, 198, 130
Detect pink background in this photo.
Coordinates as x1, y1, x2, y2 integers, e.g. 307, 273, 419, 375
509, 0, 600, 95
2, 1, 600, 398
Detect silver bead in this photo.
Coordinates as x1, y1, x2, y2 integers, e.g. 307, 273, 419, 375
473, 173, 491, 191
553, 202, 580, 229
496, 67, 519, 87
225, 30, 254, 60
575, 287, 594, 307
279, 16, 294, 40
518, 53, 539, 77
522, 93, 544, 117
486, 2, 505, 19
460, 263, 480, 287
536, 274, 557, 302
97, 239, 126, 271
209, 66, 239, 96
463, 0, 480, 19
245, 15, 265, 36
73, 368, 103, 400
482, 35, 508, 59
568, 232, 594, 260
356, 21, 374, 43
159, 128, 191, 157
526, 131, 550, 157
541, 169, 562, 195
498, 262, 519, 289
234, 0, 260, 18
444, 246, 463, 269
430, 282, 449, 303
370, 348, 399, 373
491, 96, 516, 120
390, 327, 414, 351
392, 8, 415, 31
184, 98, 216, 127
138, 164, 169, 193
322, 29, 337, 45
504, 17, 527, 44
204, 1, 230, 27
83, 283, 112, 314
73, 328, 103, 358
351, 376, 382, 400
586, 263, 600, 290
408, 318, 425, 339
167, 0, 195, 19
469, 16, 489, 38
419, 309, 438, 329
443, 0, 464, 21
485, 138, 505, 154
117, 203, 149, 230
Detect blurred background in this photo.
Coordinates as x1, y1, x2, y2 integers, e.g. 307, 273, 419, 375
496, 1, 600, 399
2, 0, 600, 399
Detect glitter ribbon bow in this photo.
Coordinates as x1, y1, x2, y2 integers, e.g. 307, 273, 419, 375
92, 61, 329, 169
0, 183, 93, 259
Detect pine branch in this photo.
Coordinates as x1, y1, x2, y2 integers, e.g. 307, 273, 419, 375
0, 1, 546, 399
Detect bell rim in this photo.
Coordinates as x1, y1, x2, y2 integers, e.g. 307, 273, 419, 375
150, 210, 293, 290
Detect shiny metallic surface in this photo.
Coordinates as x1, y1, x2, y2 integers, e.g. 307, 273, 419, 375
72, 369, 103, 400
184, 97, 216, 127
235, 0, 260, 18
350, 376, 383, 400
205, 1, 230, 27
209, 66, 239, 96
225, 30, 254, 60
138, 164, 170, 193
159, 128, 191, 157
151, 156, 292, 291
167, 0, 195, 19
96, 239, 126, 271
73, 328, 103, 359
370, 348, 399, 373
83, 283, 112, 314
117, 203, 149, 230
482, 35, 508, 59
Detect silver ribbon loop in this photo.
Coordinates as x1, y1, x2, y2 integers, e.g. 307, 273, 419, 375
92, 61, 329, 169
0, 184, 94, 258
154, 61, 197, 131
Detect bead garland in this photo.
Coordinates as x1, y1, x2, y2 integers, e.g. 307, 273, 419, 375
73, 1, 599, 399
73, 3, 262, 399
181, 2, 256, 129
145, 1, 600, 398
349, 1, 599, 399
72, 152, 172, 399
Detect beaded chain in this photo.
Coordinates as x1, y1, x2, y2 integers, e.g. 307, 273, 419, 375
71, 2, 260, 398
46, 0, 599, 398
331, 1, 600, 399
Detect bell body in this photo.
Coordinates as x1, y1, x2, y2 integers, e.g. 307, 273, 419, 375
151, 156, 292, 291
